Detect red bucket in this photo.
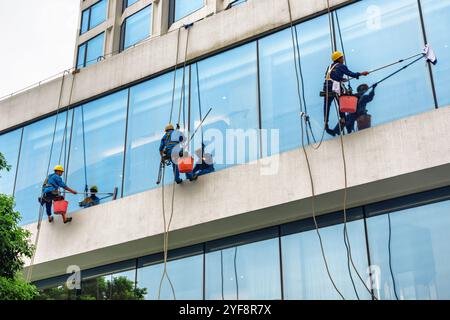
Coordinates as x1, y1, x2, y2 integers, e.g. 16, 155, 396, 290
53, 200, 68, 215
339, 95, 358, 113
178, 156, 194, 173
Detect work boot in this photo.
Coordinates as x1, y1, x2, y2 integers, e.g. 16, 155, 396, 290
176, 179, 183, 185
64, 217, 73, 224
189, 174, 198, 182
48, 216, 54, 223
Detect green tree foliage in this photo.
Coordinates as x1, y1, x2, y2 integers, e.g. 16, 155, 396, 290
0, 152, 38, 300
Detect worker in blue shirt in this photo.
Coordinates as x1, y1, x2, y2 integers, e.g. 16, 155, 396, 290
79, 185, 101, 208
323, 51, 369, 136
186, 148, 215, 181
159, 124, 184, 184
40, 165, 77, 223
345, 83, 377, 133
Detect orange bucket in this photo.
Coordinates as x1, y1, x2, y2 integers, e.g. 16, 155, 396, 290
53, 200, 69, 215
178, 156, 194, 173
339, 95, 358, 113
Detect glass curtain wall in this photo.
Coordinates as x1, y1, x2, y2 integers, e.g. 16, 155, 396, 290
189, 43, 259, 170
124, 69, 187, 196
34, 194, 450, 300
0, 128, 22, 196
366, 200, 450, 300
14, 112, 73, 225
66, 90, 128, 212
334, 0, 435, 128
419, 0, 450, 107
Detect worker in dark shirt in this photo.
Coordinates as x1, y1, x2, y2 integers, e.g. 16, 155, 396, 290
159, 124, 184, 184
79, 186, 101, 208
345, 84, 377, 133
40, 165, 77, 223
186, 148, 215, 181
323, 51, 369, 136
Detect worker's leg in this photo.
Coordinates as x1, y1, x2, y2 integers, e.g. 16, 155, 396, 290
196, 167, 215, 177
324, 95, 336, 136
61, 212, 72, 224
171, 159, 182, 184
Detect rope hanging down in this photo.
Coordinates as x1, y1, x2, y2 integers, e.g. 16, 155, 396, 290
287, 0, 345, 300
158, 23, 193, 300
26, 69, 77, 283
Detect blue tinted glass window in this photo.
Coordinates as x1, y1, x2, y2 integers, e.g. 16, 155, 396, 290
205, 238, 281, 300
174, 0, 204, 22
80, 0, 107, 35
420, 0, 450, 107
259, 15, 334, 155
122, 5, 152, 50
66, 90, 128, 213
85, 33, 105, 67
77, 44, 86, 69
137, 254, 203, 300
0, 129, 22, 196
189, 43, 259, 171
14, 111, 73, 225
81, 9, 90, 34
366, 200, 450, 300
334, 0, 435, 128
81, 269, 138, 300
90, 0, 107, 29
281, 220, 371, 300
124, 70, 186, 196
125, 0, 139, 8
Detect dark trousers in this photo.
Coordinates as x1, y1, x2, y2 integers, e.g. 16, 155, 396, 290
41, 192, 62, 216
186, 165, 214, 179
323, 94, 345, 127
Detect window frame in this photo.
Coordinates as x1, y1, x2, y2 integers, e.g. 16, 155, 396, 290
77, 32, 106, 69
169, 0, 205, 25
80, 0, 107, 35
120, 4, 153, 52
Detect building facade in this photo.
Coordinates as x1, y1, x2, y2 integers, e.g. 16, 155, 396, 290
0, 0, 449, 300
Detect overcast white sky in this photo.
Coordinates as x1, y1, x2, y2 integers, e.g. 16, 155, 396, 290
0, 0, 79, 98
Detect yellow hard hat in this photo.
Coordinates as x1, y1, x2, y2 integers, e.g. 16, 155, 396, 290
90, 185, 98, 192
54, 165, 64, 172
165, 124, 174, 132
332, 51, 344, 62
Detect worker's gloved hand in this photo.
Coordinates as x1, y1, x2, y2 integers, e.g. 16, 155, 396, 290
361, 71, 370, 76
372, 83, 378, 89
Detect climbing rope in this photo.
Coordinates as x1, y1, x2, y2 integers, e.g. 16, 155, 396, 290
332, 99, 379, 300
388, 213, 400, 300
287, 0, 345, 300
157, 24, 193, 300
26, 68, 73, 283
157, 168, 177, 300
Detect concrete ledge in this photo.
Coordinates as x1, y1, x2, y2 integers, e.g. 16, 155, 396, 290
24, 107, 450, 281
0, 0, 350, 132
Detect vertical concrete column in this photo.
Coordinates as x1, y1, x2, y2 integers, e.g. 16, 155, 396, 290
157, 0, 170, 35
109, 0, 124, 56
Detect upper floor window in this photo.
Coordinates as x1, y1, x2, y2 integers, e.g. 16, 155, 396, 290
80, 0, 107, 35
123, 0, 139, 9
76, 32, 105, 69
120, 5, 152, 51
170, 0, 204, 23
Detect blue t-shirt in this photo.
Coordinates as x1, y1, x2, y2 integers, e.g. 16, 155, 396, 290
43, 173, 67, 193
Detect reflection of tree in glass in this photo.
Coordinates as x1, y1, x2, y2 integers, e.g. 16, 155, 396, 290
37, 276, 147, 300
36, 286, 77, 300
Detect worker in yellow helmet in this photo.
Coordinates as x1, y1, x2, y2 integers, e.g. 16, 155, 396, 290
323, 51, 370, 136
40, 165, 77, 223
159, 124, 185, 184
79, 185, 101, 208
